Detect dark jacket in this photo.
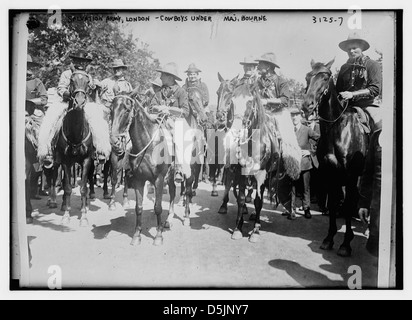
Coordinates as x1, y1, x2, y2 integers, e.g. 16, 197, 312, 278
295, 124, 320, 171
336, 55, 382, 107
257, 73, 290, 108
151, 84, 190, 121
183, 79, 209, 107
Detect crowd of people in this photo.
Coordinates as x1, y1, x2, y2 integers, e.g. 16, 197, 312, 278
24, 31, 382, 256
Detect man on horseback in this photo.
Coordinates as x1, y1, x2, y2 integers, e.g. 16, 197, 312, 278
37, 50, 111, 164
254, 52, 301, 179
239, 55, 258, 85
149, 62, 191, 183
336, 32, 382, 128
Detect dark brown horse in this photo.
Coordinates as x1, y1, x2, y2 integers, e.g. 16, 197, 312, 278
110, 97, 177, 245
53, 70, 96, 226
302, 59, 370, 257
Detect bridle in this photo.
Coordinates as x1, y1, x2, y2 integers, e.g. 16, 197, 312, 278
70, 70, 91, 109
307, 67, 349, 124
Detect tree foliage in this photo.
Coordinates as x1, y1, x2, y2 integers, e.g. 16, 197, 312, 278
27, 12, 160, 91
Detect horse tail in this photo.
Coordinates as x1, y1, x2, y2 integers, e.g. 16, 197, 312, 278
37, 101, 68, 160
84, 102, 111, 158
273, 109, 301, 180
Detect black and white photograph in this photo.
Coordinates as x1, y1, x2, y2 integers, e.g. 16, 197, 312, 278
6, 1, 405, 299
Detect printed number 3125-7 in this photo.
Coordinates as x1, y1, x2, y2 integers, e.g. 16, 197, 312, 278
312, 16, 343, 26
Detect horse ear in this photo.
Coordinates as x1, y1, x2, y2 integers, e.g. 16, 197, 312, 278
325, 57, 335, 69
218, 72, 224, 83
310, 59, 316, 68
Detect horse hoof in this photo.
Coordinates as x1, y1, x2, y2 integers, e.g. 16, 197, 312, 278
183, 217, 191, 227
164, 220, 172, 229
249, 232, 260, 243
249, 213, 256, 221
211, 191, 218, 197
337, 245, 352, 257
48, 202, 57, 209
231, 230, 243, 240
130, 236, 142, 246
103, 193, 111, 200
89, 193, 96, 200
245, 196, 252, 203
61, 216, 70, 225
218, 206, 227, 214
79, 218, 89, 227
320, 240, 334, 251
26, 217, 34, 224
153, 236, 164, 246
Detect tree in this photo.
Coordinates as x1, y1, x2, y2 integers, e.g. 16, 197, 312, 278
26, 12, 160, 91
285, 77, 306, 107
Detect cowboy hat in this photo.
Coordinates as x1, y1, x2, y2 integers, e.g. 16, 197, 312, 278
240, 55, 258, 66
255, 52, 280, 68
185, 63, 202, 73
27, 55, 41, 68
111, 58, 129, 69
338, 32, 370, 52
156, 62, 182, 81
150, 77, 163, 88
69, 49, 93, 62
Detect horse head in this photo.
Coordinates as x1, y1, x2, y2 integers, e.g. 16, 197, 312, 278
69, 70, 91, 110
216, 73, 239, 128
302, 58, 335, 119
110, 95, 136, 154
187, 87, 208, 126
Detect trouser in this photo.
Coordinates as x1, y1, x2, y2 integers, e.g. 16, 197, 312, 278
291, 169, 311, 211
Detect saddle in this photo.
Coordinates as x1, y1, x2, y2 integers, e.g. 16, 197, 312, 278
352, 106, 371, 134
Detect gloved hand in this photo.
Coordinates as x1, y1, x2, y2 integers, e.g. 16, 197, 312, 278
62, 91, 71, 102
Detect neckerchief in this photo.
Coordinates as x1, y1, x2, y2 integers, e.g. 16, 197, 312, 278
161, 84, 178, 106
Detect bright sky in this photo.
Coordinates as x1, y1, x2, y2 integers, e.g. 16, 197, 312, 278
116, 10, 395, 106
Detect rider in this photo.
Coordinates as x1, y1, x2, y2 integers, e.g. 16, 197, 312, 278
255, 52, 301, 179
182, 63, 210, 182
100, 59, 134, 109
239, 55, 258, 85
150, 62, 190, 183
37, 50, 110, 164
336, 32, 382, 127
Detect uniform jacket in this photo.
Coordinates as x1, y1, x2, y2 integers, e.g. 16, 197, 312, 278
336, 55, 382, 107
151, 84, 190, 122
295, 123, 320, 171
257, 73, 290, 108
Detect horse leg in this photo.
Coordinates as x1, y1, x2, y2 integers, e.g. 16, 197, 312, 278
153, 176, 165, 245
183, 175, 193, 227
209, 164, 219, 197
88, 160, 95, 200
122, 168, 131, 208
102, 159, 111, 199
45, 165, 58, 208
192, 164, 200, 197
218, 167, 233, 214
130, 184, 145, 246
320, 178, 340, 251
337, 175, 358, 257
78, 158, 92, 227
108, 153, 118, 210
165, 169, 176, 229
249, 171, 267, 243
61, 163, 72, 224
25, 159, 33, 224
232, 173, 246, 240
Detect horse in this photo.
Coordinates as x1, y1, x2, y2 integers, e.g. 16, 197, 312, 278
215, 74, 296, 242
51, 70, 97, 226
302, 59, 370, 257
110, 97, 177, 245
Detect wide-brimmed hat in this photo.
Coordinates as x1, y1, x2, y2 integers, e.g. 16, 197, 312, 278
185, 63, 201, 74
111, 59, 129, 69
156, 62, 182, 81
27, 55, 41, 68
69, 50, 93, 62
240, 55, 258, 66
255, 52, 280, 68
290, 106, 302, 115
150, 77, 163, 88
339, 32, 370, 52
